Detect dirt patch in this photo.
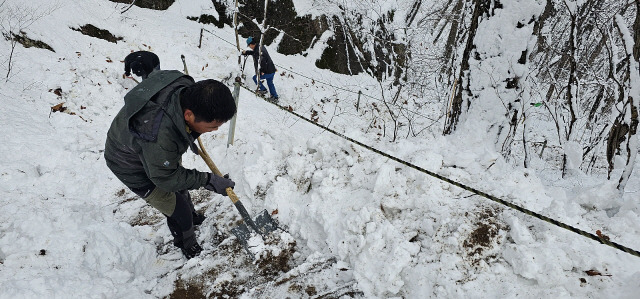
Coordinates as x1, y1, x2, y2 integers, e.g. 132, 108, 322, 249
128, 206, 164, 226
115, 189, 126, 197
253, 233, 297, 277
108, 0, 175, 10
70, 24, 123, 43
253, 185, 268, 201
462, 207, 506, 266
4, 31, 54, 52
169, 278, 206, 299
465, 222, 495, 251
163, 230, 298, 298
187, 14, 227, 28
207, 275, 244, 298
305, 285, 317, 296
165, 239, 251, 298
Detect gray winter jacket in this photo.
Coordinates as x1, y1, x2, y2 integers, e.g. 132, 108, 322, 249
104, 70, 208, 191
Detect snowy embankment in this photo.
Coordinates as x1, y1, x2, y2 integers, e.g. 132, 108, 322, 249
1, 0, 639, 298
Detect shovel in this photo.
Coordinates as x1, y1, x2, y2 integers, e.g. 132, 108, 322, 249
196, 137, 278, 253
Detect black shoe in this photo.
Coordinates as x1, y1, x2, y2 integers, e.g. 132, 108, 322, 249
180, 242, 202, 259
178, 227, 201, 259
192, 212, 206, 226
268, 95, 279, 103
257, 89, 268, 96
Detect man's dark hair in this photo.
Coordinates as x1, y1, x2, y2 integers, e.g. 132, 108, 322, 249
180, 79, 237, 123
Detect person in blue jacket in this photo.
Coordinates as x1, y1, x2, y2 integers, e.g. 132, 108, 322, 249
242, 37, 279, 101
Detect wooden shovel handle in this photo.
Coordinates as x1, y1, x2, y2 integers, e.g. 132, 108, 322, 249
197, 137, 240, 204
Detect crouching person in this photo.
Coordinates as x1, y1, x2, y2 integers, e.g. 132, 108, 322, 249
104, 70, 236, 259
124, 50, 160, 80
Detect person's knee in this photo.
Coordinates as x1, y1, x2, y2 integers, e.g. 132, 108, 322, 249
144, 188, 176, 216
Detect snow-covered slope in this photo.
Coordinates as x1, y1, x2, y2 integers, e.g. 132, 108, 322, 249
1, 0, 639, 298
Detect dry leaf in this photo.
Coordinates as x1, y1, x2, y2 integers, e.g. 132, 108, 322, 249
585, 270, 601, 276
52, 88, 62, 97
271, 209, 278, 215
596, 230, 610, 241
585, 269, 611, 277
51, 102, 67, 113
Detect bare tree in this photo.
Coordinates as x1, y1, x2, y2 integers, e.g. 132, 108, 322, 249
611, 11, 639, 192
443, 0, 485, 135
0, 2, 51, 81
521, 0, 637, 178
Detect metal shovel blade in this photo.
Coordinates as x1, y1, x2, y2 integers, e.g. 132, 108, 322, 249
231, 209, 278, 255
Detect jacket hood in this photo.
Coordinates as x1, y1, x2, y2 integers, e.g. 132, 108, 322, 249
123, 70, 194, 142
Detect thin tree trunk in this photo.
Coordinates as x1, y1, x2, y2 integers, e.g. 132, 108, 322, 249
233, 0, 240, 51
561, 5, 578, 178
633, 0, 640, 60
256, 0, 270, 87
6, 40, 16, 81
443, 0, 483, 135
615, 14, 640, 192
439, 0, 464, 82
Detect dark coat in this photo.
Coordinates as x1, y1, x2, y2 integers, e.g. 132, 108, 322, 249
104, 70, 208, 191
243, 46, 276, 75
124, 51, 160, 77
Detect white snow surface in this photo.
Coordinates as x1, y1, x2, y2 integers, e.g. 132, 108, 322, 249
0, 0, 639, 298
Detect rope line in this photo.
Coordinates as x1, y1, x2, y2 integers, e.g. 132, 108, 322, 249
275, 65, 439, 121
201, 26, 640, 259
237, 83, 640, 259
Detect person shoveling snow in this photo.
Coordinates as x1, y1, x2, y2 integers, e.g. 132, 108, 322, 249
104, 70, 236, 259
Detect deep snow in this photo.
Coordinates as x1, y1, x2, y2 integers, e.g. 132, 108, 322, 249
1, 0, 639, 298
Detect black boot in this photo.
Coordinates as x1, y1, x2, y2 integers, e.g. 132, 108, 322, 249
180, 227, 202, 259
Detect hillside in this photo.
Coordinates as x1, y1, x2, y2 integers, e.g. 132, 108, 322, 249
1, 0, 639, 298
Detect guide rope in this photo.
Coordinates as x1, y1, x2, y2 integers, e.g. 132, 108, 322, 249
199, 29, 640, 259
238, 83, 640, 259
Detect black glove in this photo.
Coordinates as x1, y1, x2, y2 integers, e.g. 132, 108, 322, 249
204, 173, 235, 195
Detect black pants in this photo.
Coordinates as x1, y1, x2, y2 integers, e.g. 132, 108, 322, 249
167, 190, 194, 231
130, 186, 196, 248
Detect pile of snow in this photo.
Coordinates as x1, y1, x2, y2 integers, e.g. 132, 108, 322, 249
1, 0, 639, 298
